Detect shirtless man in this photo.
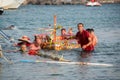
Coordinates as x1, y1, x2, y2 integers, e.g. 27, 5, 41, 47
86, 28, 98, 46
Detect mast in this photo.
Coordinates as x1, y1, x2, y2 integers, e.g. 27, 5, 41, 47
53, 15, 57, 42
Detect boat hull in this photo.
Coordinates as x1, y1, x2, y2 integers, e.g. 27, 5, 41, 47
0, 0, 25, 9
86, 1, 102, 6
0, 8, 4, 15
42, 39, 81, 51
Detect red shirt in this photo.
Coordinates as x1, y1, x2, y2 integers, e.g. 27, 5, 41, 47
76, 30, 94, 51
28, 50, 37, 55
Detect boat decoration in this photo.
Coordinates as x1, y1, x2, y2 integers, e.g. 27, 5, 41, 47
41, 39, 80, 51
37, 15, 81, 51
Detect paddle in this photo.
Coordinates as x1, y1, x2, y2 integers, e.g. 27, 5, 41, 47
20, 59, 113, 67
0, 45, 13, 64
0, 29, 14, 43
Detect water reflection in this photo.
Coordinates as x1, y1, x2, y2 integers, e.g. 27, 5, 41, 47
80, 51, 92, 58
75, 50, 92, 61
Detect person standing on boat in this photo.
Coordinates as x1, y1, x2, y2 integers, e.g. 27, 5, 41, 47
61, 28, 68, 39
76, 23, 94, 52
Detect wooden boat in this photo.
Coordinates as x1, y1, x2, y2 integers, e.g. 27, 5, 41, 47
41, 39, 80, 51
39, 15, 80, 51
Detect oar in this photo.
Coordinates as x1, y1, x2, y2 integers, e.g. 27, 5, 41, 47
0, 45, 13, 64
0, 29, 10, 41
0, 29, 9, 37
0, 29, 14, 43
0, 53, 13, 64
20, 60, 113, 67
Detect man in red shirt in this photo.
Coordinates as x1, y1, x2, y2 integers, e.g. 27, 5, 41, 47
76, 23, 94, 52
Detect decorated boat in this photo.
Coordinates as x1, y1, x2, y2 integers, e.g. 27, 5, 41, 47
42, 39, 80, 51
38, 15, 81, 51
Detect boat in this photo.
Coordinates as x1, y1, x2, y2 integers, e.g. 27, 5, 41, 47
42, 38, 80, 51
38, 15, 80, 51
86, 0, 102, 6
0, 7, 4, 15
0, 0, 25, 9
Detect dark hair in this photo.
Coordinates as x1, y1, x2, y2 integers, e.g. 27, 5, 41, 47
34, 35, 37, 41
34, 35, 40, 41
46, 35, 51, 42
91, 28, 94, 32
61, 28, 66, 32
86, 28, 94, 33
86, 28, 91, 32
77, 23, 84, 27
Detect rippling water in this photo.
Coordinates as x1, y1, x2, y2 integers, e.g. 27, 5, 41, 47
0, 4, 120, 80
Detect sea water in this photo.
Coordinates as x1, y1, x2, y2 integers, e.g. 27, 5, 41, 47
0, 4, 120, 80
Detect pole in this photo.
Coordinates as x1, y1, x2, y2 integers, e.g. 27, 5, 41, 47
53, 15, 57, 42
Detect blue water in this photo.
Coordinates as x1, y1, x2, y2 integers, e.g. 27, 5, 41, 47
0, 4, 120, 80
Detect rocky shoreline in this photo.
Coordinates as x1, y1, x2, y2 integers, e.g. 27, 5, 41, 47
23, 0, 120, 5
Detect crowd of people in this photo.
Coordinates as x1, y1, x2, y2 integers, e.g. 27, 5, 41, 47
13, 23, 98, 57
61, 23, 98, 52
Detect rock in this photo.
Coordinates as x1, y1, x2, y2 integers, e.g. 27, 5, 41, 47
23, 0, 120, 5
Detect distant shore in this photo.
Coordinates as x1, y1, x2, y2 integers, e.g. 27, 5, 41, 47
23, 0, 120, 5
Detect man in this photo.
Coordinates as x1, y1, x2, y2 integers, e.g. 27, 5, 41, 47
86, 28, 98, 47
76, 23, 94, 52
